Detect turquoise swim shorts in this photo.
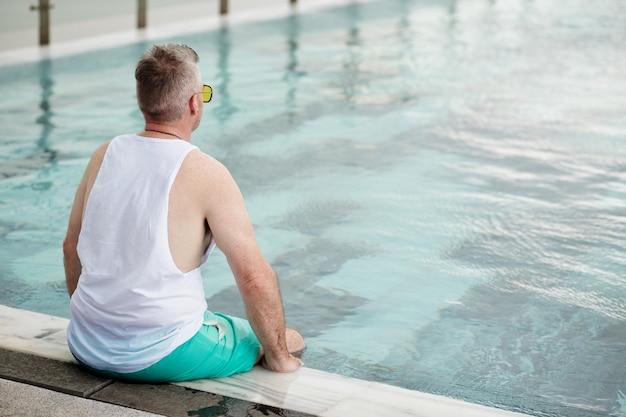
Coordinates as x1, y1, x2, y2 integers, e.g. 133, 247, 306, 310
70, 309, 262, 382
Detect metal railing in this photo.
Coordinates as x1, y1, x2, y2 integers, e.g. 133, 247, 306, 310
29, 0, 298, 46
29, 0, 53, 45
137, 0, 147, 29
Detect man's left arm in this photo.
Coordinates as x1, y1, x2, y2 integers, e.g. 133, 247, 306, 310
63, 168, 87, 298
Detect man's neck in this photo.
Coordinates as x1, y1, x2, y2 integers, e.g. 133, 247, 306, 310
142, 122, 192, 142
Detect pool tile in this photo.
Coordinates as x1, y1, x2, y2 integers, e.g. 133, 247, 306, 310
91, 380, 316, 417
0, 347, 113, 397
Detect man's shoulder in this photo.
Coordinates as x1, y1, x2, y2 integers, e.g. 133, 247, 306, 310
84, 139, 113, 175
184, 148, 230, 179
182, 149, 233, 189
95, 139, 113, 156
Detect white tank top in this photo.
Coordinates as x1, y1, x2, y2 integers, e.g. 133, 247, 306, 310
66, 133, 216, 373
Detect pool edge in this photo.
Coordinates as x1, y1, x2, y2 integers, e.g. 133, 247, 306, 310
0, 304, 534, 417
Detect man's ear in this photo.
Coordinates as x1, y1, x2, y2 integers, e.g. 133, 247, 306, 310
189, 94, 200, 115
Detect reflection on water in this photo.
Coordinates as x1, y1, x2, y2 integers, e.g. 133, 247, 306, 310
283, 13, 303, 125
36, 59, 55, 158
0, 59, 57, 179
214, 24, 237, 128
0, 0, 625, 416
341, 3, 362, 105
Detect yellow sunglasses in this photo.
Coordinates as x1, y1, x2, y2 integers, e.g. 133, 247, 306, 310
196, 84, 213, 103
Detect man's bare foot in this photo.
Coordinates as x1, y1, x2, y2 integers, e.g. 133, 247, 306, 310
286, 328, 305, 355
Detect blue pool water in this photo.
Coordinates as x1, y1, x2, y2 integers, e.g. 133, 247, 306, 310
1, 0, 625, 415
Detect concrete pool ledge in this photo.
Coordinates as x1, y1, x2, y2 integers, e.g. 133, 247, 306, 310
0, 304, 534, 417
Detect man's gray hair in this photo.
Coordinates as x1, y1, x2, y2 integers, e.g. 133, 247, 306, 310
135, 43, 201, 122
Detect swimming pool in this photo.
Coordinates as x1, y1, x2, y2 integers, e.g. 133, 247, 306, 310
1, 0, 625, 415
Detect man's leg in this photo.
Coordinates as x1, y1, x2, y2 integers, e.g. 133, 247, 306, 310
255, 328, 305, 364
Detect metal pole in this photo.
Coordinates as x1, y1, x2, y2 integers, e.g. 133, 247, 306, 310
137, 0, 147, 29
30, 0, 52, 46
220, 0, 228, 15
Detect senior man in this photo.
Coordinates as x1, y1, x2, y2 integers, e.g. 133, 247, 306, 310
62, 43, 304, 382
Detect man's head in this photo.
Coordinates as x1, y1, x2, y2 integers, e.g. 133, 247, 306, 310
135, 43, 204, 130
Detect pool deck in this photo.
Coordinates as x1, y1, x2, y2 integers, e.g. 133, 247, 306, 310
0, 0, 279, 54
0, 304, 535, 417
0, 0, 371, 67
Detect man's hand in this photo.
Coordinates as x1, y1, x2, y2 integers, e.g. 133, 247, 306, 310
261, 353, 303, 373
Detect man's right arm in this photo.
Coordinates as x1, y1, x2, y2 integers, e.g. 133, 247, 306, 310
194, 152, 300, 372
